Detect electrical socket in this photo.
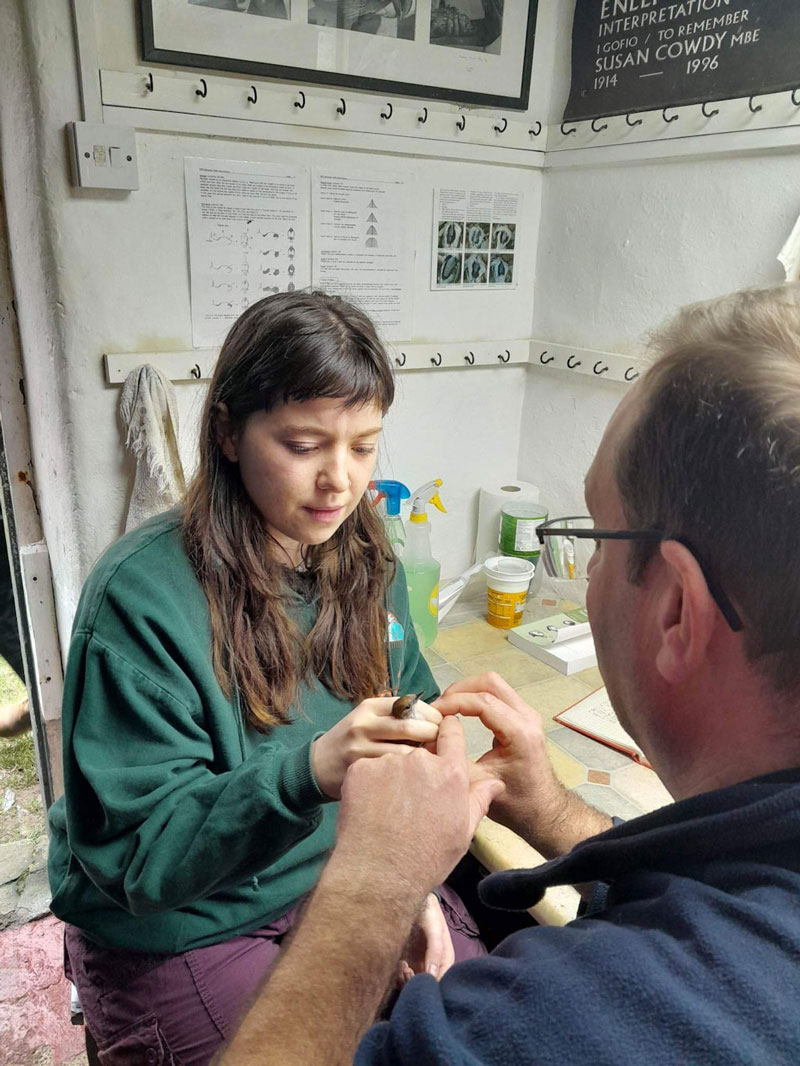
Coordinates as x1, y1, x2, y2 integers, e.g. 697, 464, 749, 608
67, 122, 139, 191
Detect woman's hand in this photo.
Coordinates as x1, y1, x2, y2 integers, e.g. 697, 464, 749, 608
398, 893, 455, 984
311, 696, 441, 799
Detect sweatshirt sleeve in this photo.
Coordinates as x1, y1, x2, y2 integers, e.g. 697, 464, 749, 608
58, 629, 325, 917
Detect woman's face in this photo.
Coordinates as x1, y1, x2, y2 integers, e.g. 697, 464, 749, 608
218, 396, 383, 565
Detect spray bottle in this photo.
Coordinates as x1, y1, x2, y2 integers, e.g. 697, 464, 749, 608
369, 480, 410, 553
403, 479, 446, 647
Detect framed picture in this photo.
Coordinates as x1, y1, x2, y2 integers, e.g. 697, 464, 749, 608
139, 1, 539, 110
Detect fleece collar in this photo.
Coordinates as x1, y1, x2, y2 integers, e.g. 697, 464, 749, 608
479, 768, 800, 911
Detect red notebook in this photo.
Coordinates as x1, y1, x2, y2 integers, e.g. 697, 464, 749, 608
554, 687, 652, 769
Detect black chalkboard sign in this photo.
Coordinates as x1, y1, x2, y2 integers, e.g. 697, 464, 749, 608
565, 0, 800, 122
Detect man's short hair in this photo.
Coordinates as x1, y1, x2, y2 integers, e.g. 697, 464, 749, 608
615, 283, 800, 695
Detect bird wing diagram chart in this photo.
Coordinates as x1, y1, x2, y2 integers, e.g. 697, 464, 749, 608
312, 170, 413, 339
432, 186, 521, 290
185, 158, 311, 348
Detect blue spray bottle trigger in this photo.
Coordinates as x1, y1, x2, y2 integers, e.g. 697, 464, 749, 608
370, 480, 410, 516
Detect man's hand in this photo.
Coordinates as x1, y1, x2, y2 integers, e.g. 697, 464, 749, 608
435, 673, 611, 858
220, 718, 500, 1066
330, 715, 505, 903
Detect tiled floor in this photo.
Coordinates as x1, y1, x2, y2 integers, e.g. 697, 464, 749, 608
424, 580, 672, 821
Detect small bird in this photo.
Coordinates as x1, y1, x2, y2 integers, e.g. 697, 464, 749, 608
391, 692, 425, 721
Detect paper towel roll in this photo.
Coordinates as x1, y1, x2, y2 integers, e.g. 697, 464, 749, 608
473, 481, 541, 564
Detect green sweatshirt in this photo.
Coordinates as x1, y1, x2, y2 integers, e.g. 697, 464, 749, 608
47, 510, 437, 953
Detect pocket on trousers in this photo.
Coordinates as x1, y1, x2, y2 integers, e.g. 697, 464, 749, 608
436, 886, 482, 940
97, 1014, 183, 1066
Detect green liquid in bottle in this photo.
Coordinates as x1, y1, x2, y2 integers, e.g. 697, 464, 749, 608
406, 560, 440, 647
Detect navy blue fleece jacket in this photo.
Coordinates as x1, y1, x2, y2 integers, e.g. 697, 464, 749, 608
358, 769, 800, 1065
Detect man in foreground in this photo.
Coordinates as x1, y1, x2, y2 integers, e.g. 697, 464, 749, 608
221, 284, 800, 1064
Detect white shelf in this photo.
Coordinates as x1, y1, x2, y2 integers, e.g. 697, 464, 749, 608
104, 339, 643, 388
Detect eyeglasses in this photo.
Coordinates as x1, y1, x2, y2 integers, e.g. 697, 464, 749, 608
536, 516, 743, 633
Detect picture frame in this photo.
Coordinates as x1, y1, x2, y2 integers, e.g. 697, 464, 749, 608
139, 1, 539, 111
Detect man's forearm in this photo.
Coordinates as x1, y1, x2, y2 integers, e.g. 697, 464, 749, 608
219, 858, 423, 1066
511, 785, 613, 860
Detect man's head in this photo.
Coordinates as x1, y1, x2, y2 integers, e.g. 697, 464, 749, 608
585, 284, 800, 791
617, 283, 800, 694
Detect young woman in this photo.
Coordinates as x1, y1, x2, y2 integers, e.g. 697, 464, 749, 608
48, 292, 485, 1066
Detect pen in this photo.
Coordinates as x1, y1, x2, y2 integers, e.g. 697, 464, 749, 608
564, 537, 575, 580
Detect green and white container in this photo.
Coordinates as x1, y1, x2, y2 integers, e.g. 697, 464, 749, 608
499, 502, 548, 560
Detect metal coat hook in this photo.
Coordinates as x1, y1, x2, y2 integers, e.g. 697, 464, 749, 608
336, 98, 346, 115
560, 121, 577, 136
591, 117, 608, 133
625, 112, 642, 127
748, 95, 762, 114
624, 367, 640, 382
498, 350, 510, 363
145, 72, 154, 93
566, 355, 582, 369
662, 107, 678, 123
247, 86, 257, 104
456, 114, 466, 132
294, 91, 306, 109
381, 102, 393, 120
465, 351, 475, 365
195, 78, 207, 98
494, 117, 508, 134
431, 352, 442, 366
395, 352, 406, 367
529, 121, 542, 137
701, 101, 719, 119
539, 350, 554, 365
792, 89, 800, 107
190, 363, 202, 379
418, 107, 428, 124
593, 361, 609, 375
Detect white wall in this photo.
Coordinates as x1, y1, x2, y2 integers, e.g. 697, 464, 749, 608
520, 149, 798, 517
517, 1, 800, 519
11, 0, 800, 649
62, 126, 539, 585
2, 0, 554, 652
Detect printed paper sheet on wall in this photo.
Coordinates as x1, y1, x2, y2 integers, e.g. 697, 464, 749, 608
432, 188, 520, 290
312, 170, 413, 340
185, 158, 310, 348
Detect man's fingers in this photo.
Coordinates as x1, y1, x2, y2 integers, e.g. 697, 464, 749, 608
435, 715, 468, 763
434, 692, 519, 746
468, 777, 506, 836
437, 672, 526, 711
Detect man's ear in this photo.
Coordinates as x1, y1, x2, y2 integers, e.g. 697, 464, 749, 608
213, 403, 239, 463
653, 540, 718, 685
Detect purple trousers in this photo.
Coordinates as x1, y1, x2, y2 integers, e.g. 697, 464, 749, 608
65, 884, 485, 1066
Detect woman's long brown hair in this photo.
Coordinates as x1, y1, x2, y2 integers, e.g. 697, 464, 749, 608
183, 291, 396, 731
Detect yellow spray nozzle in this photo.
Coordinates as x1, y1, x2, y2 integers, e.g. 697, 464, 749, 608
429, 490, 447, 514
409, 478, 447, 521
